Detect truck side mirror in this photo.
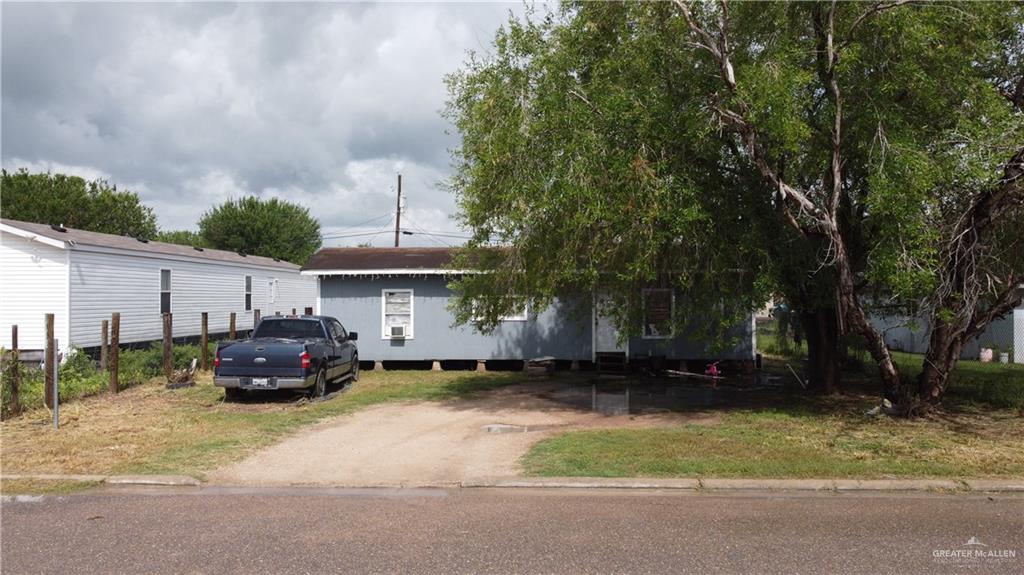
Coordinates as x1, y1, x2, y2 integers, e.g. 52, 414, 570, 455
348, 331, 358, 341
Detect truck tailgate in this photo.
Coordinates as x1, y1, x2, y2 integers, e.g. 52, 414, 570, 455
217, 339, 307, 377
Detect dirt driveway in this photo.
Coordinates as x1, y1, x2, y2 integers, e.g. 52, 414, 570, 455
211, 381, 706, 487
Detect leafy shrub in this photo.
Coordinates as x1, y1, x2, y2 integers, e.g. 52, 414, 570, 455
2, 349, 107, 418
1, 341, 218, 418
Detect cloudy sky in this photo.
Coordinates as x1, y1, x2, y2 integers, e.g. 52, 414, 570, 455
2, 1, 527, 246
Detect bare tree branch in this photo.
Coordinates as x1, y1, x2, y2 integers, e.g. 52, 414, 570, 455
825, 0, 844, 219
673, 0, 904, 397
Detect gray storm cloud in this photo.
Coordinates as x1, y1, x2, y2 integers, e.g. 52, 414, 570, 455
1, 1, 525, 246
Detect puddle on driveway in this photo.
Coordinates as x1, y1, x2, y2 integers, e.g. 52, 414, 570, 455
542, 377, 783, 416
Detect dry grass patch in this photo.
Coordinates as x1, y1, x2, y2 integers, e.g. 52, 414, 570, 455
1, 370, 520, 480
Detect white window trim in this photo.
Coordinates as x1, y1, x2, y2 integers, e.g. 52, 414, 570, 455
641, 288, 675, 340
381, 288, 414, 340
472, 297, 530, 322
499, 298, 529, 321
499, 303, 529, 322
160, 268, 172, 314
245, 275, 253, 311
268, 277, 278, 305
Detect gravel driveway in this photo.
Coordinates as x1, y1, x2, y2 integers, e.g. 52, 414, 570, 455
211, 382, 697, 487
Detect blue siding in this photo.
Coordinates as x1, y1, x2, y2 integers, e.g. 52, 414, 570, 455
319, 276, 754, 362
629, 319, 755, 360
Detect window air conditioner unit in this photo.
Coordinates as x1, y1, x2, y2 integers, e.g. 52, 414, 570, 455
390, 325, 407, 339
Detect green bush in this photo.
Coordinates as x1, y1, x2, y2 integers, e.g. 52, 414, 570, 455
118, 341, 216, 385
1, 341, 218, 418
2, 349, 108, 418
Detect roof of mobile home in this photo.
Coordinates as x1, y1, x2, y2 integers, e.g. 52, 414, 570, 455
302, 247, 457, 275
1, 218, 299, 270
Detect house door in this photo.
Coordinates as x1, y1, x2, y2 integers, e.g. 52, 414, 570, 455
593, 296, 628, 360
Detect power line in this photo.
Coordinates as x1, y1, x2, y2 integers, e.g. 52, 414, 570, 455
321, 213, 393, 239
321, 230, 388, 239
366, 216, 397, 246
402, 215, 453, 247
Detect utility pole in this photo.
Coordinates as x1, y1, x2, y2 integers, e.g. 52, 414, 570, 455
394, 173, 402, 248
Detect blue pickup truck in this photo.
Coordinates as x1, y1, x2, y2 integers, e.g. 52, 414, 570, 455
214, 315, 358, 400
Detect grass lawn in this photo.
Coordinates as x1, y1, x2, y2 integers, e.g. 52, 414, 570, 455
0, 478, 103, 496
523, 352, 1024, 479
1, 370, 519, 480
522, 402, 1024, 478
4, 350, 1021, 484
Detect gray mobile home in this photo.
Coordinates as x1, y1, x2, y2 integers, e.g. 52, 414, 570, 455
304, 248, 755, 366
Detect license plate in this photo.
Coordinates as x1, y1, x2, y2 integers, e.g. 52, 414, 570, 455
250, 377, 271, 388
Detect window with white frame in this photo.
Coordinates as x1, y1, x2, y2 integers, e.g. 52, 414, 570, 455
382, 289, 414, 339
245, 276, 252, 311
160, 269, 171, 314
500, 299, 529, 322
472, 297, 529, 322
642, 288, 674, 338
268, 278, 278, 304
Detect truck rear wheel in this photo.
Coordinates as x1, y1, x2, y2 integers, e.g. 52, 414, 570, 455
224, 388, 244, 402
309, 369, 327, 399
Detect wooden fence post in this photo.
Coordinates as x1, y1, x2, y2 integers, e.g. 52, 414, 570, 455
253, 309, 260, 336
229, 312, 236, 339
201, 312, 209, 371
109, 313, 120, 393
45, 314, 55, 409
292, 308, 296, 315
100, 320, 109, 372
162, 313, 173, 379
9, 325, 20, 416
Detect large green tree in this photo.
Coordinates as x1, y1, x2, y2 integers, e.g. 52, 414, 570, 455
446, 1, 1024, 413
155, 229, 207, 248
445, 2, 770, 358
198, 197, 321, 265
671, 0, 1023, 412
1, 169, 158, 238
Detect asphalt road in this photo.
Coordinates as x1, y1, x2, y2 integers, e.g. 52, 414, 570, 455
3, 487, 1022, 574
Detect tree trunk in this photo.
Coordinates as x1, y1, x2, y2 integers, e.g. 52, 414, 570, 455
917, 285, 1021, 409
831, 236, 907, 406
916, 321, 965, 406
801, 310, 841, 394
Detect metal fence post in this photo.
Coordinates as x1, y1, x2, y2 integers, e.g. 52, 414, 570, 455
53, 339, 60, 429
201, 312, 209, 371
44, 314, 54, 409
109, 313, 120, 393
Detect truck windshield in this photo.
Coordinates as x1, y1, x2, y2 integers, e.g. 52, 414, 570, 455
252, 319, 325, 340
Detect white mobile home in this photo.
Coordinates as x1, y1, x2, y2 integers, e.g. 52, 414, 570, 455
1, 219, 316, 354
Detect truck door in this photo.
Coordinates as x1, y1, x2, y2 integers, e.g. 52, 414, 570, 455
332, 320, 355, 375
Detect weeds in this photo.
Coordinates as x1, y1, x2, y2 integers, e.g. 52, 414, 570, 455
1, 342, 217, 418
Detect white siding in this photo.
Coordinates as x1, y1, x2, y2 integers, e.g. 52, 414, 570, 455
872, 308, 1020, 361
0, 233, 70, 351
271, 272, 318, 319
69, 248, 316, 348
1015, 308, 1023, 364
